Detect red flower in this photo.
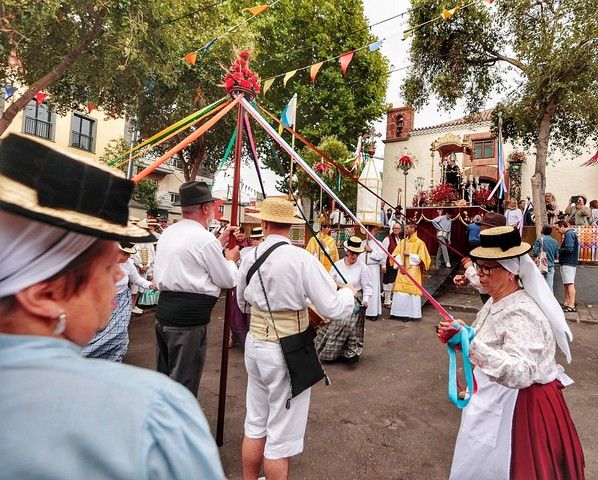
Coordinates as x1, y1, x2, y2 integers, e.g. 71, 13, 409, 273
239, 50, 250, 60
223, 50, 260, 95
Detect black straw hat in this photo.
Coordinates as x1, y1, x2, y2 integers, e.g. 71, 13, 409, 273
0, 134, 155, 242
179, 181, 217, 206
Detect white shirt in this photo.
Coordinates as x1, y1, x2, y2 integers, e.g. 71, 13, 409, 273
237, 234, 354, 320
330, 259, 373, 305
117, 258, 151, 294
154, 219, 237, 297
504, 208, 523, 227
360, 239, 386, 266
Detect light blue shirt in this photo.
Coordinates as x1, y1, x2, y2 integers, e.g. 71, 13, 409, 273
0, 335, 225, 480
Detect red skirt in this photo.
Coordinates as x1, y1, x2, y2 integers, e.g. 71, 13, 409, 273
510, 380, 585, 479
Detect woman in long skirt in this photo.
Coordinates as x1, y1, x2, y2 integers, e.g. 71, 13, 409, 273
315, 236, 373, 364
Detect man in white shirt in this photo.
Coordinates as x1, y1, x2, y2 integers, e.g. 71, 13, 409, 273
154, 181, 240, 396
432, 209, 454, 268
360, 222, 386, 320
237, 197, 356, 480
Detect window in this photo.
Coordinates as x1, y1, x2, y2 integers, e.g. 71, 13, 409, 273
23, 101, 54, 140
70, 113, 96, 152
473, 140, 494, 159
168, 192, 180, 204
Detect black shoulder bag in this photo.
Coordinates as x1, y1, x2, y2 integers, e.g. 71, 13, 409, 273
251, 244, 328, 403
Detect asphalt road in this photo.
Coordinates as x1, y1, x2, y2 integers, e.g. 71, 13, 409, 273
124, 299, 598, 479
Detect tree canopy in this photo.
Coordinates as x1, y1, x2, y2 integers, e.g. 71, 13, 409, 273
402, 0, 597, 228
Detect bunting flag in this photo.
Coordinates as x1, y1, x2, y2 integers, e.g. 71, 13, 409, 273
201, 38, 217, 54
485, 0, 495, 3
351, 135, 363, 172
262, 78, 275, 94
34, 92, 47, 106
283, 69, 297, 87
368, 40, 383, 52
245, 4, 269, 15
582, 151, 598, 166
441, 7, 457, 20
402, 28, 415, 40
310, 61, 324, 83
488, 114, 508, 200
339, 50, 355, 76
87, 103, 97, 114
4, 85, 17, 100
183, 52, 197, 65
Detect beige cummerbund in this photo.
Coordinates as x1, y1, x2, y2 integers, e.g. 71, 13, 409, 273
249, 306, 309, 342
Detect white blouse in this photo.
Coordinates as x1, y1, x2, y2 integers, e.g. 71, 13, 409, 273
330, 259, 373, 306
469, 290, 559, 389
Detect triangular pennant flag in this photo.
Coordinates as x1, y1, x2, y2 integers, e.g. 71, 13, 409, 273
87, 103, 97, 113
183, 52, 197, 65
441, 7, 457, 20
402, 28, 415, 40
245, 4, 269, 15
4, 85, 17, 100
485, 0, 495, 3
262, 78, 275, 94
283, 69, 297, 87
368, 40, 383, 52
201, 38, 217, 54
33, 92, 47, 106
310, 61, 324, 83
339, 51, 355, 76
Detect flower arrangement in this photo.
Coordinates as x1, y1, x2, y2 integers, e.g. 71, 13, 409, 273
428, 183, 459, 206
395, 154, 416, 172
472, 187, 497, 208
508, 150, 526, 163
314, 161, 332, 178
223, 50, 261, 96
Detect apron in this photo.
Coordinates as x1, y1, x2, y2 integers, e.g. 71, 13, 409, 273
450, 370, 519, 480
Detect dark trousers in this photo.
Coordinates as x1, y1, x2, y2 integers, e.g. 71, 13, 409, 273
155, 321, 207, 396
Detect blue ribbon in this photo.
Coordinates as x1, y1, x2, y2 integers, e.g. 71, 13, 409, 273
447, 324, 476, 409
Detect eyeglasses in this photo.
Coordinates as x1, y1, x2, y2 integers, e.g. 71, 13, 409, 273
474, 263, 503, 276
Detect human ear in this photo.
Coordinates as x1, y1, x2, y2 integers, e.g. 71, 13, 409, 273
14, 280, 66, 321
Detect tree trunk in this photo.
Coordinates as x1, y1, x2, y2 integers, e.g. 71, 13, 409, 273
0, 14, 105, 137
531, 97, 557, 237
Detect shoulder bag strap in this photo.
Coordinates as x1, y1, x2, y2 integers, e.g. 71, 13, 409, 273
246, 241, 287, 285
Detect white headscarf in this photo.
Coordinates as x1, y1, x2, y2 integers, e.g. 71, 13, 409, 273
498, 255, 573, 362
0, 211, 97, 298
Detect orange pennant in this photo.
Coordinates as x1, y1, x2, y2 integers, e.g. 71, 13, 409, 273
339, 51, 355, 76
310, 61, 324, 83
245, 4, 268, 15
183, 52, 197, 65
441, 7, 457, 19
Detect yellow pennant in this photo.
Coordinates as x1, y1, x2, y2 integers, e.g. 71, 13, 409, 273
263, 78, 275, 95
441, 7, 457, 20
245, 5, 269, 16
402, 28, 415, 40
310, 61, 324, 83
183, 51, 197, 65
283, 70, 297, 87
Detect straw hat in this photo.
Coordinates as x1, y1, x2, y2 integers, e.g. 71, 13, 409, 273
343, 236, 365, 253
249, 227, 264, 239
252, 197, 305, 224
361, 219, 382, 228
0, 134, 155, 242
118, 242, 137, 255
470, 226, 531, 260
129, 216, 141, 225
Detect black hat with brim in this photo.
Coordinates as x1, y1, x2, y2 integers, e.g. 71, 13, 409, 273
0, 134, 155, 243
179, 181, 217, 207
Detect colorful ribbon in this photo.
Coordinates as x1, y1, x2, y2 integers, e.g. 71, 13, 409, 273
446, 323, 476, 408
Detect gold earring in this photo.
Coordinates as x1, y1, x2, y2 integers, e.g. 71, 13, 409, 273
53, 312, 67, 335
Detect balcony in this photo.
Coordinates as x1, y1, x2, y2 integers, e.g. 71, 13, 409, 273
24, 116, 51, 140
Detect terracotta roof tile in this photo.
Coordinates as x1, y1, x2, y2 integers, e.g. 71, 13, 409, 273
413, 108, 493, 132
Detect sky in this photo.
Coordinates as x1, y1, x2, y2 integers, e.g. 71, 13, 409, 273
213, 1, 487, 197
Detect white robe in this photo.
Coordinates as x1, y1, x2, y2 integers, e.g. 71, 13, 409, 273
359, 239, 386, 317
390, 253, 423, 318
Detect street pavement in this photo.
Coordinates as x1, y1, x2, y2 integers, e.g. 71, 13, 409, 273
125, 281, 598, 479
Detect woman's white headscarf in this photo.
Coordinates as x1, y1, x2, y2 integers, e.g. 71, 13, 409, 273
498, 255, 573, 362
0, 211, 97, 298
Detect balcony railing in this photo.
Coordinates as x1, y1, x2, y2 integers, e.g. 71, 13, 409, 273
24, 116, 51, 140
71, 131, 93, 151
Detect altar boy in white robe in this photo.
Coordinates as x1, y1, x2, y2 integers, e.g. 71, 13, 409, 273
360, 222, 386, 320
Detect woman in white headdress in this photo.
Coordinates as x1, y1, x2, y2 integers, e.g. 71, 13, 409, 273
438, 226, 585, 479
0, 134, 224, 479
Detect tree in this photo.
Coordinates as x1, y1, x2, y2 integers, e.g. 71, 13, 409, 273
402, 0, 597, 232
0, 0, 222, 136
295, 136, 356, 212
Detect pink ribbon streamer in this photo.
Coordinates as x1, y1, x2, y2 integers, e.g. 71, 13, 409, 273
241, 97, 453, 322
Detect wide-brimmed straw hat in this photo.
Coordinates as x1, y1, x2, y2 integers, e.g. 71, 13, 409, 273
361, 219, 382, 228
252, 197, 305, 224
118, 242, 137, 255
343, 236, 365, 253
470, 226, 531, 260
249, 227, 264, 238
0, 134, 155, 242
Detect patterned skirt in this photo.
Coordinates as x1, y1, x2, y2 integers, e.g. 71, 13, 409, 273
81, 290, 132, 362
315, 295, 365, 361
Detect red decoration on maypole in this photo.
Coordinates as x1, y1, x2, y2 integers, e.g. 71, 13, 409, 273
224, 50, 261, 97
